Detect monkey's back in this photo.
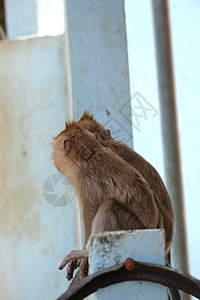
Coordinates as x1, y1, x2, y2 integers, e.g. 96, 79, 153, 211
102, 139, 174, 253
78, 148, 159, 231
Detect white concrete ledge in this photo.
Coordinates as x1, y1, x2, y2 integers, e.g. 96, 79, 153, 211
88, 230, 168, 299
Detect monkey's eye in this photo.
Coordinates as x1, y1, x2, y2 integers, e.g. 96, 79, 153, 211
106, 129, 111, 136
63, 139, 71, 156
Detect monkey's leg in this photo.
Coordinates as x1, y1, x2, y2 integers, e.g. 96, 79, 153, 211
91, 199, 147, 234
59, 249, 88, 270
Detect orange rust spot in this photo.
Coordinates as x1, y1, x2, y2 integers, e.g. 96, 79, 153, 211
124, 258, 136, 271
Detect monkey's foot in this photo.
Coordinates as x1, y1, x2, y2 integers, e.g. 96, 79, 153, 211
59, 249, 89, 280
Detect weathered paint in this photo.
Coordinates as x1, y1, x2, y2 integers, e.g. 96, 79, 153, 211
0, 35, 78, 299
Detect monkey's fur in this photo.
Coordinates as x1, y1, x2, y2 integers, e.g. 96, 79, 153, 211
53, 121, 161, 279
77, 112, 174, 254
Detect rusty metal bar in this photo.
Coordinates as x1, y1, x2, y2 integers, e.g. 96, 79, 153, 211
57, 258, 200, 300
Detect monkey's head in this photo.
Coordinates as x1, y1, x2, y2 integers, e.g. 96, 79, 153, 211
53, 121, 102, 177
77, 111, 112, 142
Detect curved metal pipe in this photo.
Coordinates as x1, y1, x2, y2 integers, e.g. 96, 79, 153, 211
57, 259, 200, 300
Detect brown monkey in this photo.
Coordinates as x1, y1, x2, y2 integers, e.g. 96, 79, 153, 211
53, 122, 159, 279
77, 112, 175, 255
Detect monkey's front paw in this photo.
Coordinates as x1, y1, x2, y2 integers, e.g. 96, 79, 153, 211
66, 259, 78, 281
79, 258, 89, 280
59, 249, 89, 280
65, 258, 88, 280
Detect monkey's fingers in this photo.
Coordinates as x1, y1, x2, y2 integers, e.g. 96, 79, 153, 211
79, 258, 89, 280
66, 260, 78, 281
59, 249, 88, 270
67, 259, 83, 280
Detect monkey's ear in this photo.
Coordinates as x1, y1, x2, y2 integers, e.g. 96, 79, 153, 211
80, 111, 94, 120
63, 139, 71, 156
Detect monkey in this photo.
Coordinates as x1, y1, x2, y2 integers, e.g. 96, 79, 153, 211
53, 112, 175, 281
53, 122, 159, 280
77, 111, 174, 255
74, 112, 175, 280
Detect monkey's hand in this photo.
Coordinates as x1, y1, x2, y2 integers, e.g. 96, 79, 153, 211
64, 258, 89, 280
59, 250, 89, 280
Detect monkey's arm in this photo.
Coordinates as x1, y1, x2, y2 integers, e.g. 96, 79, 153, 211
81, 198, 100, 247
59, 205, 97, 280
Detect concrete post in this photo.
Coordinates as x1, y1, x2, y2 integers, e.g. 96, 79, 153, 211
88, 230, 168, 299
64, 0, 133, 147
64, 0, 133, 249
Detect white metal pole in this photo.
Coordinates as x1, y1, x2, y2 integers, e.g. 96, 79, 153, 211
151, 2, 190, 299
